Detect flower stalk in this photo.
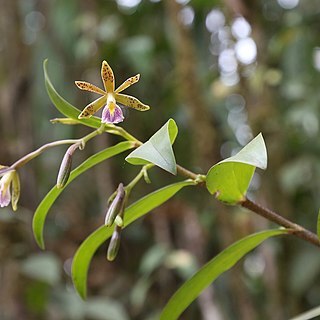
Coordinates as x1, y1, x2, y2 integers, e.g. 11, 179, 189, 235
125, 164, 154, 194
8, 124, 107, 171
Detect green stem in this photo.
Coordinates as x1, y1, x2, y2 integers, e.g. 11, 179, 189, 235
12, 139, 79, 169
125, 164, 154, 194
80, 124, 106, 147
112, 126, 141, 143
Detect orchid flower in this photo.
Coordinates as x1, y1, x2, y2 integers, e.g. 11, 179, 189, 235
75, 60, 150, 124
0, 167, 20, 211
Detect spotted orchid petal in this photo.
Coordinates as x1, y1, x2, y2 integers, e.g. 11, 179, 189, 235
78, 95, 108, 119
115, 74, 140, 94
75, 81, 106, 95
102, 104, 124, 124
101, 61, 115, 93
115, 93, 150, 111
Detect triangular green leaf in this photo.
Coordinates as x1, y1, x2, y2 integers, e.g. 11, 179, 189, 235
159, 228, 289, 320
72, 180, 195, 299
126, 119, 178, 175
206, 133, 267, 204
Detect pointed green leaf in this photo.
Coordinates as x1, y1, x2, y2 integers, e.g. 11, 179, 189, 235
206, 133, 267, 204
44, 59, 101, 128
32, 141, 134, 249
125, 119, 178, 175
72, 179, 195, 299
160, 228, 289, 320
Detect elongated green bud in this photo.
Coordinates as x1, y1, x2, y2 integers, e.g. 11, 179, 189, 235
107, 226, 121, 261
11, 171, 20, 211
56, 144, 79, 189
105, 183, 125, 227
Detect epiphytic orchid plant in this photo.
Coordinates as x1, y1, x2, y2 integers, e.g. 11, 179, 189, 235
2, 59, 320, 319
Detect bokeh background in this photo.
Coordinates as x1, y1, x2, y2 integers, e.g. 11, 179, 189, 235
1, 0, 320, 319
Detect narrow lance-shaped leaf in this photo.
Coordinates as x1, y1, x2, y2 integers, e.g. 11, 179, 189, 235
43, 59, 101, 128
126, 119, 178, 175
206, 133, 267, 204
72, 179, 195, 299
159, 228, 289, 320
32, 141, 134, 250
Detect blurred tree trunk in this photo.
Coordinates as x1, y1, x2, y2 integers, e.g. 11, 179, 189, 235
164, 0, 217, 171
164, 1, 258, 319
224, 0, 290, 319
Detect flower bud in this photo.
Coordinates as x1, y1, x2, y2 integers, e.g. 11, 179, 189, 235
56, 144, 79, 189
107, 226, 121, 261
11, 171, 20, 211
105, 183, 125, 227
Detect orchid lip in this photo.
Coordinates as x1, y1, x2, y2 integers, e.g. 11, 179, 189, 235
101, 104, 124, 124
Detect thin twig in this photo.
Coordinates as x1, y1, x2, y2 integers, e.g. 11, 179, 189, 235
240, 198, 320, 247
176, 165, 199, 180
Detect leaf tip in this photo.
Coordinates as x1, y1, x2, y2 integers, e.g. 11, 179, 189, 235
43, 58, 49, 71
77, 285, 87, 300
36, 237, 46, 250
170, 166, 177, 176
72, 277, 87, 300
256, 132, 268, 170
